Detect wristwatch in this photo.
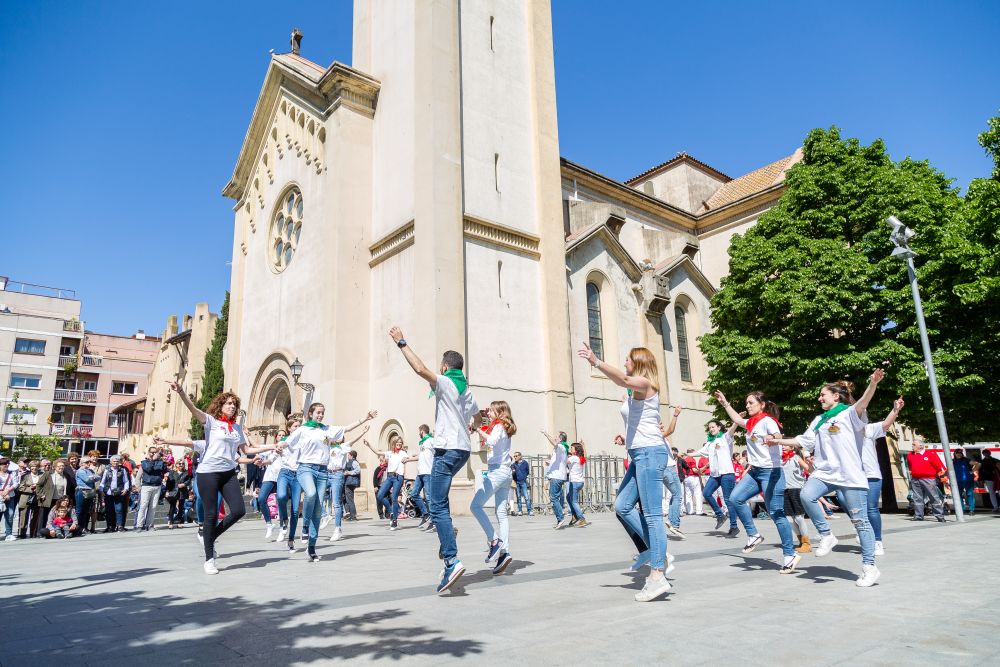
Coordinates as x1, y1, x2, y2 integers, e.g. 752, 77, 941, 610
397, 339, 408, 348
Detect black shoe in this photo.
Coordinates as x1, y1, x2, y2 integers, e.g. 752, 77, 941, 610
936, 517, 947, 523
726, 526, 740, 538
493, 552, 513, 575
715, 515, 727, 530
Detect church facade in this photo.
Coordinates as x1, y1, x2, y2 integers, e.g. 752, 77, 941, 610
221, 1, 799, 506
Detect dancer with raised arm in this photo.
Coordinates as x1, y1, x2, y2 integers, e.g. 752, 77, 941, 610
328, 425, 370, 541
580, 342, 672, 602
541, 430, 570, 528
713, 389, 798, 573
364, 434, 417, 531
413, 425, 435, 529
694, 420, 739, 534
275, 418, 302, 551
388, 326, 481, 594
861, 396, 903, 555
277, 403, 376, 562
166, 380, 277, 574
566, 442, 588, 528
471, 400, 517, 574
766, 369, 894, 587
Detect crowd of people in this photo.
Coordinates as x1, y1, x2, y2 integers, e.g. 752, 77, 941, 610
3, 327, 997, 603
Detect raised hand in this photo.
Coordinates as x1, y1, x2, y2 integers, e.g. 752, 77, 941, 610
870, 368, 886, 384
713, 390, 728, 405
389, 327, 404, 344
577, 341, 597, 365
672, 406, 682, 417
894, 396, 905, 412
166, 380, 181, 393
366, 410, 378, 421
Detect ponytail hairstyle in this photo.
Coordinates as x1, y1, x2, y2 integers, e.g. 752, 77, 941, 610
490, 400, 517, 437
306, 402, 324, 420
706, 419, 725, 434
570, 442, 586, 465
823, 380, 856, 405
628, 347, 660, 393
745, 390, 780, 421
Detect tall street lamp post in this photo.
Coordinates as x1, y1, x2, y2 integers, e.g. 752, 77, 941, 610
887, 216, 964, 522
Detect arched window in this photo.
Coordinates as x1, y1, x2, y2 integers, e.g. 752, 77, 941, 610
269, 187, 303, 273
586, 282, 604, 360
675, 306, 692, 383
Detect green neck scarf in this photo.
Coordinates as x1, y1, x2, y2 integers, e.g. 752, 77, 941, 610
707, 431, 724, 442
303, 420, 323, 429
419, 434, 433, 445
814, 403, 850, 431
443, 368, 468, 395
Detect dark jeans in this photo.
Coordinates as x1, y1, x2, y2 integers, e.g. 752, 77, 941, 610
377, 473, 405, 519
410, 474, 430, 516
196, 468, 246, 561
344, 481, 358, 517
75, 490, 95, 533
703, 473, 737, 528
430, 448, 470, 562
515, 481, 532, 514
104, 494, 128, 530
166, 494, 184, 524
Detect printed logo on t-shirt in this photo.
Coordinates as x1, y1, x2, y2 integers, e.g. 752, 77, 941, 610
827, 424, 841, 434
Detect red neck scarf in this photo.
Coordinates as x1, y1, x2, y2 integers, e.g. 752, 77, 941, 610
745, 412, 780, 434
482, 419, 504, 434
217, 415, 236, 433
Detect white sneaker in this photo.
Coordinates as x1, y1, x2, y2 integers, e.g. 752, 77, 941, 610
277, 527, 287, 542
856, 563, 881, 587
4, 535, 15, 542
203, 558, 219, 575
265, 525, 274, 540
556, 517, 572, 529
329, 527, 342, 542
634, 576, 671, 602
816, 534, 839, 557
320, 516, 332, 529
874, 541, 885, 556
664, 553, 676, 576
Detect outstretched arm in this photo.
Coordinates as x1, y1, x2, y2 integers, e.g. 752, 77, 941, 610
167, 380, 207, 425
881, 396, 904, 431
362, 439, 380, 457
389, 327, 437, 387
343, 425, 370, 449
713, 390, 747, 428
345, 411, 378, 434
154, 436, 194, 447
661, 406, 682, 438
578, 342, 653, 395
854, 367, 886, 416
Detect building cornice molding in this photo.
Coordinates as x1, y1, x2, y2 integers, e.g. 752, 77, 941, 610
655, 255, 717, 297
369, 220, 415, 268
463, 215, 541, 259
695, 188, 784, 236
566, 223, 643, 283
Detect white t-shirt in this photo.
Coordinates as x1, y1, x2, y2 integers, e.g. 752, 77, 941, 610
196, 416, 246, 473
384, 450, 409, 476
546, 444, 568, 481
328, 445, 349, 472
744, 415, 783, 468
262, 451, 282, 483
782, 456, 807, 490
861, 422, 885, 480
283, 423, 345, 467
417, 436, 435, 476
483, 424, 512, 467
567, 455, 585, 483
276, 440, 299, 472
620, 392, 664, 449
795, 406, 867, 489
433, 374, 479, 452
696, 433, 736, 477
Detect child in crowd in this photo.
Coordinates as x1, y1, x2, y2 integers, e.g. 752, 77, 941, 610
49, 506, 75, 538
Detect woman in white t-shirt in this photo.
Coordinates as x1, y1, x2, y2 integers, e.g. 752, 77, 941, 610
167, 381, 277, 575
766, 368, 889, 588
471, 400, 517, 575
279, 402, 377, 562
860, 396, 904, 556
781, 444, 812, 553
694, 420, 739, 534
364, 434, 418, 531
274, 417, 302, 550
326, 425, 370, 542
566, 442, 588, 528
541, 430, 569, 528
413, 424, 435, 530
713, 389, 797, 572
254, 429, 286, 541
580, 342, 672, 603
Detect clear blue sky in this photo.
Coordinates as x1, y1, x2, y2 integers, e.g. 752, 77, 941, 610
2, 1, 997, 337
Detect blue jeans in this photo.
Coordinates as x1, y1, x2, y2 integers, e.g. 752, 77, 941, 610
866, 478, 883, 540
615, 445, 669, 571
515, 481, 532, 514
663, 467, 682, 528
958, 480, 976, 513
548, 478, 566, 523
257, 481, 277, 525
296, 464, 328, 548
802, 477, 875, 565
703, 473, 737, 528
378, 474, 405, 519
730, 466, 795, 557
567, 482, 585, 520
74, 489, 94, 533
1, 497, 16, 537
276, 468, 301, 539
411, 474, 430, 516
429, 448, 470, 563
328, 472, 345, 527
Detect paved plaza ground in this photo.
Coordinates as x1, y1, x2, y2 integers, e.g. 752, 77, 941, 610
2, 509, 998, 666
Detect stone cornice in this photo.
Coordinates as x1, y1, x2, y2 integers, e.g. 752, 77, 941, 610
319, 63, 380, 119
463, 215, 541, 258
369, 220, 415, 268
566, 223, 642, 283
655, 255, 717, 297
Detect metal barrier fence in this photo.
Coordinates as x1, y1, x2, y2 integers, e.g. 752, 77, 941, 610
525, 454, 626, 515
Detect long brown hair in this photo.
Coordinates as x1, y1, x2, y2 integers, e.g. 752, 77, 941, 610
490, 400, 517, 436
823, 380, 856, 405
628, 347, 659, 394
746, 390, 780, 420
205, 392, 241, 420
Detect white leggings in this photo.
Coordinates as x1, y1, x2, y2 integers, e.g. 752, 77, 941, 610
470, 467, 511, 549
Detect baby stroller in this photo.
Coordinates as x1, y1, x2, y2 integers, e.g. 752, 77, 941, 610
400, 478, 427, 519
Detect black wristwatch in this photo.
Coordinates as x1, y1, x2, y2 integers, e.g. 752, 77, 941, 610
397, 339, 408, 348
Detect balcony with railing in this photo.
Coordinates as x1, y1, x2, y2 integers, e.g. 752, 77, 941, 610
58, 354, 78, 367
49, 422, 94, 438
63, 319, 83, 332
53, 388, 97, 403
81, 354, 103, 367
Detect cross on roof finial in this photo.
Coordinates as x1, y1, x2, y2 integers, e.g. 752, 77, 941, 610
291, 28, 303, 55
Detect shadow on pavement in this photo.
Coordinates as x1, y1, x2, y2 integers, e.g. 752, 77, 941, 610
794, 564, 858, 584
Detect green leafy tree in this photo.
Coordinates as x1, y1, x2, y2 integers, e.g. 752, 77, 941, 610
2, 392, 64, 461
700, 126, 993, 441
189, 292, 229, 439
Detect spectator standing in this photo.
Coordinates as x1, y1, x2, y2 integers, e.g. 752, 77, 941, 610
511, 451, 532, 516
980, 450, 999, 512
137, 446, 168, 530
682, 449, 707, 516
165, 461, 191, 528
372, 454, 388, 519
18, 460, 53, 538
343, 450, 361, 521
0, 457, 19, 540
906, 441, 946, 522
101, 455, 131, 532
74, 456, 99, 534
952, 449, 976, 516
50, 460, 72, 505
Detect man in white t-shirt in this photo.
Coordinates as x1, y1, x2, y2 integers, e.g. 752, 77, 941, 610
389, 326, 481, 595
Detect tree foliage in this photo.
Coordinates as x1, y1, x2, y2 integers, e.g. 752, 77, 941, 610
1, 392, 64, 461
700, 124, 998, 442
189, 292, 230, 439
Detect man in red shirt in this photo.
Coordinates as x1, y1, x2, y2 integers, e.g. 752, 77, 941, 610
906, 440, 946, 522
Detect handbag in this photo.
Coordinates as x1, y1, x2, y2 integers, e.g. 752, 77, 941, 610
345, 475, 360, 489
82, 489, 97, 500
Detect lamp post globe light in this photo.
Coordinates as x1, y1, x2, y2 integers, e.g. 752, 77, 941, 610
289, 357, 315, 414
886, 216, 964, 522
